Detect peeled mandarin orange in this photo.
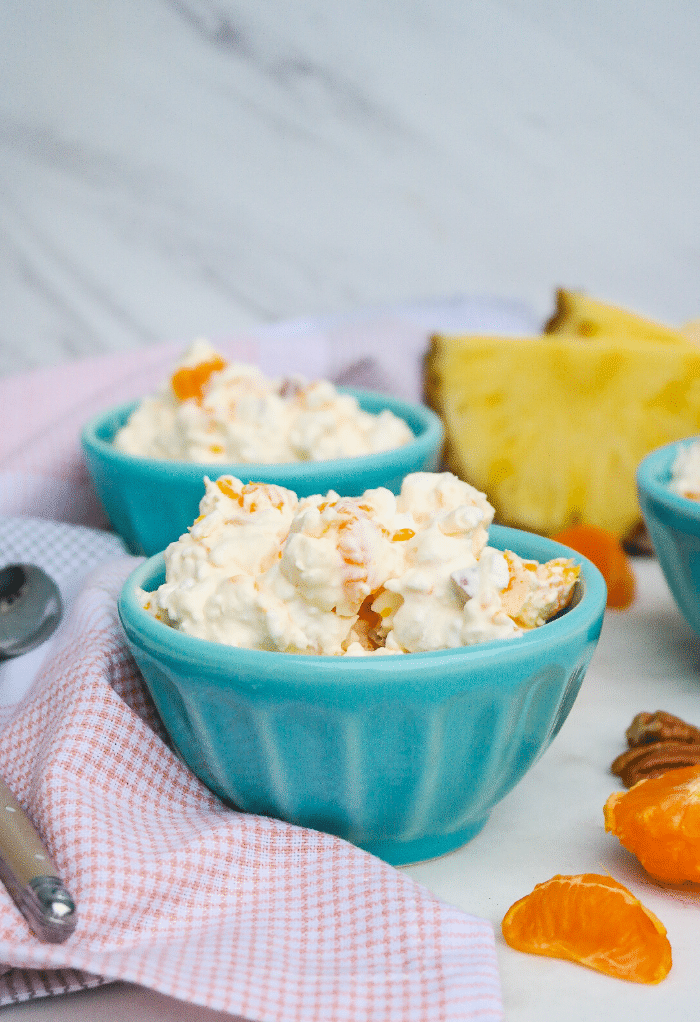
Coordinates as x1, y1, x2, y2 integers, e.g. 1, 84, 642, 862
552, 524, 636, 609
605, 764, 700, 883
171, 355, 227, 402
501, 873, 671, 984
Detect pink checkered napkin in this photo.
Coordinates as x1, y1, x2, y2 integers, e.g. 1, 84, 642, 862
0, 310, 518, 1019
0, 557, 503, 1021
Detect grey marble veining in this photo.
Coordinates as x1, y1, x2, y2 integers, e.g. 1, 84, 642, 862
1, 0, 699, 376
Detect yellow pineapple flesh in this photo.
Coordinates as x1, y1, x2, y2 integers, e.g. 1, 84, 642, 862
682, 319, 700, 343
545, 289, 689, 346
424, 331, 700, 539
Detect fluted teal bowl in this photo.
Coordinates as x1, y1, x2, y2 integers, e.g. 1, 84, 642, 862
82, 390, 444, 556
118, 526, 606, 865
637, 438, 700, 637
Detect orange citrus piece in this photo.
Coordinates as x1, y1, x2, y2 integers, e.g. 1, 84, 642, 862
502, 873, 671, 983
552, 524, 636, 609
605, 764, 700, 883
171, 356, 227, 402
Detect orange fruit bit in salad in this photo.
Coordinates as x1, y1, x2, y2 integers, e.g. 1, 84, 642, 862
392, 528, 415, 542
552, 524, 636, 609
217, 478, 239, 500
171, 356, 227, 402
502, 873, 671, 984
604, 764, 700, 883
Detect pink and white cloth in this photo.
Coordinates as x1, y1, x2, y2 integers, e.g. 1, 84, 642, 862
0, 301, 529, 1020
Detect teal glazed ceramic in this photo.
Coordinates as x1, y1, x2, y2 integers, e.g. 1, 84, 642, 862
82, 390, 444, 556
637, 437, 700, 637
118, 526, 607, 866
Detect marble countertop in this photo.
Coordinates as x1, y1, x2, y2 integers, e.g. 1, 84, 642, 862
2, 1, 700, 378
2, 3, 700, 1020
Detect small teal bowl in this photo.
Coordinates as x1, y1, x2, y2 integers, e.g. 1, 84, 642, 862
637, 437, 700, 637
82, 391, 444, 556
118, 526, 606, 866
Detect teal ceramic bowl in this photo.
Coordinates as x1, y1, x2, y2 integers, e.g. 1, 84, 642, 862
637, 437, 700, 637
82, 390, 444, 556
118, 526, 606, 866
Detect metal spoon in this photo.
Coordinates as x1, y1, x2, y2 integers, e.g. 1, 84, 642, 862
0, 563, 62, 659
0, 776, 77, 942
0, 563, 76, 941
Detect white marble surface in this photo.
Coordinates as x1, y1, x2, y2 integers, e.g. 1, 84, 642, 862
2, 1, 700, 377
3, 3, 700, 1020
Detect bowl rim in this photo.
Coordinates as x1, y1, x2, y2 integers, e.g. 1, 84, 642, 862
118, 523, 607, 682
637, 436, 700, 523
81, 388, 445, 482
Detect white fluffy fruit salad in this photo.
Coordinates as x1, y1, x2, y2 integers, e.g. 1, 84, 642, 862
114, 339, 414, 464
138, 471, 580, 657
669, 439, 700, 501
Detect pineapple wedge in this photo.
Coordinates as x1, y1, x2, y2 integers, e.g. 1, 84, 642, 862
424, 331, 700, 539
545, 288, 689, 346
682, 319, 700, 343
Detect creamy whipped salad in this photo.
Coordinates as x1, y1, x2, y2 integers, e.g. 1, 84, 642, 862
139, 471, 579, 656
669, 440, 700, 500
114, 339, 414, 463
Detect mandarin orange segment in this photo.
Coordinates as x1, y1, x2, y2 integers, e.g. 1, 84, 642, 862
605, 764, 700, 883
216, 477, 240, 501
171, 356, 227, 402
391, 528, 415, 542
552, 524, 636, 609
502, 873, 671, 984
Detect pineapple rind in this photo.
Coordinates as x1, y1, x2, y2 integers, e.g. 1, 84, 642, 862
424, 333, 700, 538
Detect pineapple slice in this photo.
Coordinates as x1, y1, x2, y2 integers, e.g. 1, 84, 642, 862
544, 289, 689, 346
424, 331, 700, 538
682, 319, 700, 343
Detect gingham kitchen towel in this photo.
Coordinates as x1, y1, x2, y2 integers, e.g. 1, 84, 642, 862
0, 300, 533, 1019
0, 551, 502, 1021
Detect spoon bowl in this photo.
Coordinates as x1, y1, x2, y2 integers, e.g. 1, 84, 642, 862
0, 564, 63, 659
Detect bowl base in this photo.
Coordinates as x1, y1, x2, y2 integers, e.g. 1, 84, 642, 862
359, 816, 489, 867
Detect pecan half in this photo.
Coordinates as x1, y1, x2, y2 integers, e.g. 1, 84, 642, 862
625, 710, 700, 748
612, 741, 700, 787
622, 520, 655, 557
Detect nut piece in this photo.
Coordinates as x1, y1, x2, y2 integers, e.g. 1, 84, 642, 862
611, 741, 700, 788
612, 710, 700, 787
621, 520, 655, 557
625, 710, 700, 748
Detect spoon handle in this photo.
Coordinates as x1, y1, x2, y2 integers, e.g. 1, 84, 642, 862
0, 775, 77, 942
